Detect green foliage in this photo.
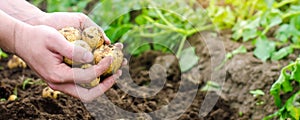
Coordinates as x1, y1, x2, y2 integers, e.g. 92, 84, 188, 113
207, 0, 267, 30
22, 78, 45, 90
0, 48, 8, 60
216, 45, 247, 70
250, 89, 265, 97
179, 47, 199, 72
265, 58, 300, 120
200, 81, 221, 92
229, 0, 300, 61
90, 0, 210, 72
31, 0, 91, 12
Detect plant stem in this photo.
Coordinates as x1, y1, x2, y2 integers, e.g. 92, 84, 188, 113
291, 44, 300, 49
153, 7, 175, 27
249, 0, 258, 16
140, 31, 170, 37
274, 0, 297, 8
282, 11, 300, 20
176, 35, 187, 57
187, 25, 215, 36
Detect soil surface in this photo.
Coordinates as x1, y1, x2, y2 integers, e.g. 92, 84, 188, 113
0, 56, 94, 120
0, 32, 297, 119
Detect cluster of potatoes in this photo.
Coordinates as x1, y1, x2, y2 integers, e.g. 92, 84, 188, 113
58, 26, 123, 87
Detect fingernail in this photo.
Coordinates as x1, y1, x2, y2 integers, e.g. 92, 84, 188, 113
83, 52, 93, 62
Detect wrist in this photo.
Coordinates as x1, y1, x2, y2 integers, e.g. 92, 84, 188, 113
13, 21, 32, 55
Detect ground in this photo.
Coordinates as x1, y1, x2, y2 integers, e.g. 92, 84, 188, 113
1, 31, 297, 119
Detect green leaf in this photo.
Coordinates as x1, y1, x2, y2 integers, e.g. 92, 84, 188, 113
201, 81, 221, 92
286, 92, 300, 120
269, 15, 282, 28
291, 60, 300, 82
250, 89, 265, 97
0, 48, 8, 58
242, 29, 258, 42
179, 47, 199, 72
271, 46, 294, 61
253, 36, 276, 61
270, 74, 285, 107
135, 15, 147, 25
232, 45, 247, 56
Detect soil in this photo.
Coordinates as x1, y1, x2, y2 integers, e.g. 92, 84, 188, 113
0, 56, 94, 120
1, 30, 296, 119
2, 1, 297, 120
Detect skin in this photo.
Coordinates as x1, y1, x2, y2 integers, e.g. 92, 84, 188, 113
0, 0, 124, 102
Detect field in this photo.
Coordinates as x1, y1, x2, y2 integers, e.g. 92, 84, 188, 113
1, 0, 300, 120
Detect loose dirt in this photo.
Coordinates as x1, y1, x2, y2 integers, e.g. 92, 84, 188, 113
0, 32, 296, 119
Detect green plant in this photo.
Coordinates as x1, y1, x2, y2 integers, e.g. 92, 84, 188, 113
231, 0, 300, 61
200, 81, 221, 92
22, 78, 45, 90
0, 98, 6, 102
0, 48, 8, 60
90, 0, 212, 72
30, 0, 91, 12
265, 58, 300, 120
250, 89, 265, 97
216, 45, 247, 70
207, 0, 267, 30
250, 89, 265, 106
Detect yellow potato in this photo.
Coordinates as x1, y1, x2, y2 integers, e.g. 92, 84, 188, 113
8, 95, 17, 101
82, 26, 104, 49
42, 87, 61, 99
63, 40, 92, 66
93, 44, 123, 77
7, 55, 27, 69
58, 27, 81, 42
79, 64, 101, 88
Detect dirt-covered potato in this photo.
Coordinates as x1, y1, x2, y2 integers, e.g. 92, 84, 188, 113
93, 44, 123, 77
7, 94, 17, 101
58, 26, 124, 87
7, 55, 27, 69
79, 64, 100, 88
64, 40, 92, 66
82, 26, 104, 49
58, 27, 81, 42
42, 87, 61, 99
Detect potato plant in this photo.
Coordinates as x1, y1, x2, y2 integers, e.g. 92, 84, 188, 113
264, 58, 300, 120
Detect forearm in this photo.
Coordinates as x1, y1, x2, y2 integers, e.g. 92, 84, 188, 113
0, 0, 45, 25
0, 10, 27, 53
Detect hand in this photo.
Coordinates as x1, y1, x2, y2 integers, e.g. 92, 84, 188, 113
35, 12, 111, 44
14, 23, 122, 102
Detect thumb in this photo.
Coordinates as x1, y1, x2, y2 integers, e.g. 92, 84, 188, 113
49, 33, 93, 63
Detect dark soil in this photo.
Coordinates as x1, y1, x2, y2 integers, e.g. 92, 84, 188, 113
0, 31, 296, 119
0, 56, 94, 120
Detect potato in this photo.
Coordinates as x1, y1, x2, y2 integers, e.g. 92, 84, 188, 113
58, 27, 81, 42
79, 64, 100, 88
63, 40, 92, 66
82, 26, 104, 49
7, 95, 17, 101
42, 87, 61, 99
93, 44, 123, 77
58, 26, 124, 88
7, 55, 27, 69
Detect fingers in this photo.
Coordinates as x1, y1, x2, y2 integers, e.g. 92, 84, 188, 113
49, 56, 113, 84
47, 33, 94, 63
48, 70, 121, 102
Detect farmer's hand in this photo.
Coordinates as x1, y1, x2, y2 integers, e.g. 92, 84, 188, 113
15, 23, 122, 102
35, 12, 111, 44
